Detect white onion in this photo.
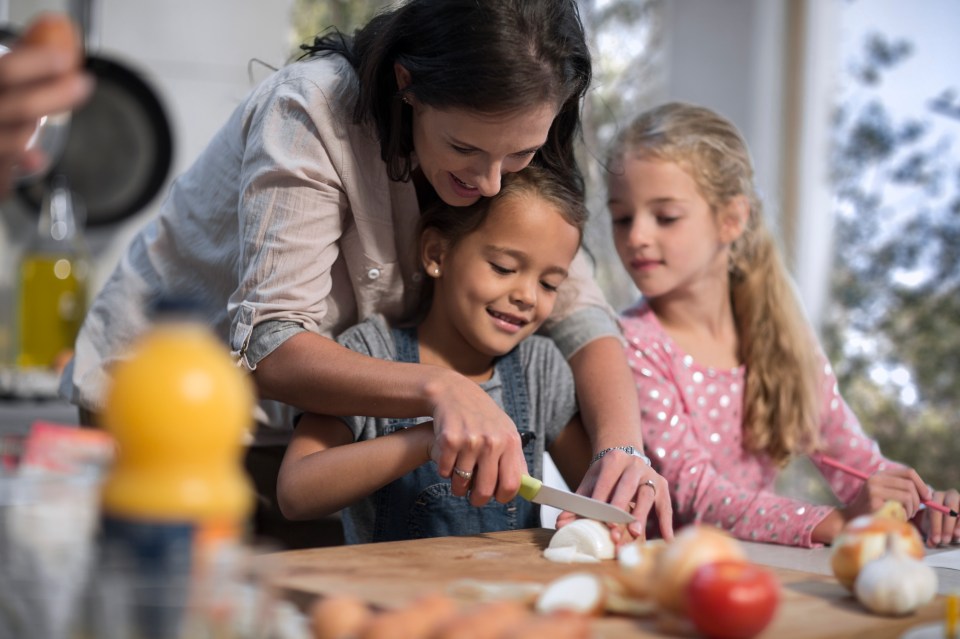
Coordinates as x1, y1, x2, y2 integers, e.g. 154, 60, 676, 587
544, 519, 616, 562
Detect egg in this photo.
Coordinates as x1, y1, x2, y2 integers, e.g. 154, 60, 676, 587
358, 593, 458, 639
431, 600, 531, 639
17, 12, 82, 68
310, 594, 373, 639
501, 610, 591, 639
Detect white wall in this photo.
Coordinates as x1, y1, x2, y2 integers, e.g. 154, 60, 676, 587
663, 0, 839, 328
0, 3, 294, 292
0, 0, 292, 363
663, 0, 788, 226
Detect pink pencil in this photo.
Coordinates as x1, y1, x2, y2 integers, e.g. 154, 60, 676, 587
816, 454, 958, 518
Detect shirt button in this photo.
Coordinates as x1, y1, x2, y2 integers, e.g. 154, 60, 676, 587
367, 268, 381, 280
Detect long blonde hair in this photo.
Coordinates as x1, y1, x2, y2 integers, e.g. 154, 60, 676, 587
610, 102, 820, 465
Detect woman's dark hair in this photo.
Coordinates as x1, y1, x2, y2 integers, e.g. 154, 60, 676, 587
411, 165, 587, 321
302, 0, 592, 198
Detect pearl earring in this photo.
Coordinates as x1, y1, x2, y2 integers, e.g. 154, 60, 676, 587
433, 267, 440, 276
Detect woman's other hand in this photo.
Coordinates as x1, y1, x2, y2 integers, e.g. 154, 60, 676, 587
556, 449, 673, 543
426, 369, 528, 508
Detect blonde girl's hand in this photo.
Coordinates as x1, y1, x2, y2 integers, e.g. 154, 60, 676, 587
841, 467, 931, 521
426, 369, 528, 508
558, 448, 674, 543
920, 488, 960, 547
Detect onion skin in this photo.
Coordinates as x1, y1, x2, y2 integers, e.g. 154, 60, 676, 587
830, 515, 925, 590
617, 538, 667, 599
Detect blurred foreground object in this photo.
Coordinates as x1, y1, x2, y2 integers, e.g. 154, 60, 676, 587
0, 422, 112, 639
97, 320, 256, 638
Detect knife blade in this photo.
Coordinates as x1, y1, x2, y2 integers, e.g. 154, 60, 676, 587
518, 475, 635, 524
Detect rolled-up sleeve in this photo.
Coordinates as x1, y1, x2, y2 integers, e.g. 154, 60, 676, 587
228, 72, 350, 368
243, 320, 305, 368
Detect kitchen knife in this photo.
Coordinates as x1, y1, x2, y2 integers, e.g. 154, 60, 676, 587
518, 475, 635, 524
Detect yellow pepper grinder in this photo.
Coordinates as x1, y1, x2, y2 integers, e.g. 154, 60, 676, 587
97, 318, 255, 636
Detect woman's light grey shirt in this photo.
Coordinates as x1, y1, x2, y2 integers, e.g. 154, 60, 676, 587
60, 55, 619, 441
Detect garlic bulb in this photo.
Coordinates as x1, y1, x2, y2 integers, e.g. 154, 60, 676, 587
853, 534, 938, 616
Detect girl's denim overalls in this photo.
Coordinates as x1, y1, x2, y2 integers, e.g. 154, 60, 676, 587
368, 326, 539, 542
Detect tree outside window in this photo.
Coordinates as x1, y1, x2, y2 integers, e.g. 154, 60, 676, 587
824, 2, 960, 491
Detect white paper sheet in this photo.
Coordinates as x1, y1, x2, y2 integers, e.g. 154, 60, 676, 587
923, 547, 960, 570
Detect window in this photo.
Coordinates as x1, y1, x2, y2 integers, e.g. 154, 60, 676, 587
824, 0, 960, 491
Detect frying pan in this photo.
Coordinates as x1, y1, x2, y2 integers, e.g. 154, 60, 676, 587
16, 52, 174, 227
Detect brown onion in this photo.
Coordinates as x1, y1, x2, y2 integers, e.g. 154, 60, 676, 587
652, 525, 746, 615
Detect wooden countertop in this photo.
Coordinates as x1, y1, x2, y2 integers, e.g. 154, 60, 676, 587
255, 528, 952, 639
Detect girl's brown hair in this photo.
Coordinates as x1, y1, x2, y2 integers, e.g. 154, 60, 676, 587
610, 102, 820, 465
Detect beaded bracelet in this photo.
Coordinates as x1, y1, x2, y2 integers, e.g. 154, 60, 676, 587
589, 445, 652, 467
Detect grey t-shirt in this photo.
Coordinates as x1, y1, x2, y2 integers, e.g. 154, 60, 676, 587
333, 314, 578, 544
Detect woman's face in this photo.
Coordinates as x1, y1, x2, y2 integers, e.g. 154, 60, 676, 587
409, 100, 558, 206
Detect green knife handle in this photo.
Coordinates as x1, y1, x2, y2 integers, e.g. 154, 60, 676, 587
519, 474, 542, 500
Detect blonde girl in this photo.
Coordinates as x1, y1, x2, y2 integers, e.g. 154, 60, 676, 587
607, 101, 958, 547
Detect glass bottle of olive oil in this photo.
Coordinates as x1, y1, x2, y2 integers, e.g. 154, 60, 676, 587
16, 176, 89, 370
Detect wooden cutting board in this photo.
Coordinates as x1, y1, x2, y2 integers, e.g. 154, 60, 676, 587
255, 528, 947, 639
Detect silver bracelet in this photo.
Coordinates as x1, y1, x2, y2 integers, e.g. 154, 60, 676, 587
590, 445, 652, 467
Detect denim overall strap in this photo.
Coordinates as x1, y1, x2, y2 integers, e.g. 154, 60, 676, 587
497, 339, 529, 433
369, 327, 539, 542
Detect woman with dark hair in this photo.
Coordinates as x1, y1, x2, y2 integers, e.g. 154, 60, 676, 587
61, 0, 672, 546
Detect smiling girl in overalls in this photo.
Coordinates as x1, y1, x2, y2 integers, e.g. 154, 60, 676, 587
276, 166, 593, 543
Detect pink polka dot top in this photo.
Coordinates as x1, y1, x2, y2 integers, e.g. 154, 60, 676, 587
621, 301, 902, 547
